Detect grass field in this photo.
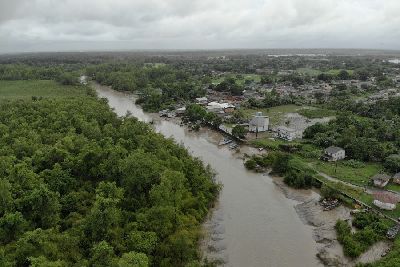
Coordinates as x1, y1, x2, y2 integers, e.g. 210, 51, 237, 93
326, 69, 354, 76
296, 68, 354, 77
211, 74, 261, 85
311, 160, 382, 186
0, 80, 85, 100
296, 68, 322, 76
242, 104, 304, 126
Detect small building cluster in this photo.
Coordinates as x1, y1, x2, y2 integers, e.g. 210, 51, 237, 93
370, 172, 400, 189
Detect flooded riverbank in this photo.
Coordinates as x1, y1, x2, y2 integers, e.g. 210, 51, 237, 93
93, 82, 327, 267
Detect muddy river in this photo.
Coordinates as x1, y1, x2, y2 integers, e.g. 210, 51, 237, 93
94, 83, 322, 267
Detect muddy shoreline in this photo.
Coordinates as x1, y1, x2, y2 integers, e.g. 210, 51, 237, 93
161, 117, 365, 266
94, 83, 386, 267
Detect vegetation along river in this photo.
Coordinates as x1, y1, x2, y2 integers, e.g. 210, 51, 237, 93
94, 82, 321, 267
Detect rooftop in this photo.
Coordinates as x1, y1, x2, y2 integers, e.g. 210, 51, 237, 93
325, 146, 344, 154
372, 173, 391, 182
373, 192, 400, 204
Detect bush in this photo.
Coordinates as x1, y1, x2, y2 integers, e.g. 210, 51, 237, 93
343, 160, 366, 169
244, 159, 257, 170
320, 184, 340, 199
336, 217, 386, 259
384, 154, 400, 173
283, 170, 315, 189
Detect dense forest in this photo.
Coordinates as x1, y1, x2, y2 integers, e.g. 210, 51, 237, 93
0, 88, 219, 266
86, 64, 206, 112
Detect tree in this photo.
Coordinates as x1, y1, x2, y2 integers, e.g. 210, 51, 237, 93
0, 211, 28, 243
384, 154, 400, 173
149, 170, 193, 226
18, 183, 61, 229
260, 75, 274, 85
0, 178, 13, 216
90, 241, 116, 267
84, 182, 123, 243
317, 73, 334, 82
271, 153, 292, 174
126, 231, 158, 254
117, 252, 149, 267
184, 104, 207, 123
29, 256, 67, 267
232, 125, 247, 139
337, 70, 351, 80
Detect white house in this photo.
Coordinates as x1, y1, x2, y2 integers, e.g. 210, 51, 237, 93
371, 174, 391, 188
249, 112, 269, 133
322, 146, 346, 161
276, 126, 302, 141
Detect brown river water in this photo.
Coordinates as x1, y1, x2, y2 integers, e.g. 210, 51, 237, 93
94, 83, 322, 267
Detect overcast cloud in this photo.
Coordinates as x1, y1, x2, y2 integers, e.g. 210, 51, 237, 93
0, 0, 399, 53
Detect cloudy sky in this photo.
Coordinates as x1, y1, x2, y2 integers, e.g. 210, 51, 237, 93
0, 0, 399, 53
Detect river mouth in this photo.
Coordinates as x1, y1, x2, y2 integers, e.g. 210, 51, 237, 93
94, 82, 325, 267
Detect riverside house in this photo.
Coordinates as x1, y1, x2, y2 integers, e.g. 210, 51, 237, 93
322, 146, 345, 161
371, 174, 391, 188
393, 173, 400, 184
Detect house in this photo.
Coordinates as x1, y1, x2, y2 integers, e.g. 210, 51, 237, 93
206, 102, 235, 113
371, 173, 391, 188
322, 146, 345, 161
249, 112, 269, 133
195, 97, 208, 105
393, 173, 400, 184
276, 126, 302, 141
373, 192, 399, 210
175, 107, 186, 116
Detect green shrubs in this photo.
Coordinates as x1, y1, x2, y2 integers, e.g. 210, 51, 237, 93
244, 159, 257, 170
244, 152, 319, 189
283, 169, 315, 189
320, 184, 340, 199
343, 159, 366, 168
336, 213, 389, 259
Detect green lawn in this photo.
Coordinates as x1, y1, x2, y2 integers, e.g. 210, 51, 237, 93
242, 104, 304, 126
250, 137, 299, 150
211, 74, 261, 85
326, 69, 354, 76
296, 68, 354, 77
296, 68, 322, 76
0, 80, 86, 100
311, 160, 383, 186
298, 108, 336, 119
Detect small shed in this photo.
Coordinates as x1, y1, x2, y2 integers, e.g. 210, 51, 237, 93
373, 192, 399, 210
393, 173, 400, 185
371, 173, 391, 188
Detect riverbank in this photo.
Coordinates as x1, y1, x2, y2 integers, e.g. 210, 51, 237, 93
169, 117, 392, 266
92, 82, 391, 267
94, 82, 322, 267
